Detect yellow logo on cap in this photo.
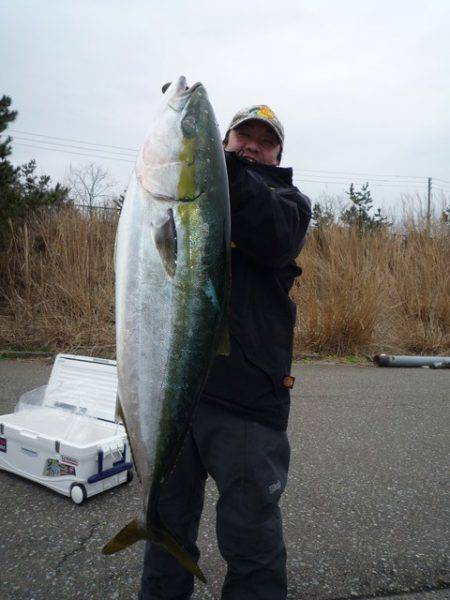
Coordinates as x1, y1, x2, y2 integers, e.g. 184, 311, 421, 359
256, 105, 275, 120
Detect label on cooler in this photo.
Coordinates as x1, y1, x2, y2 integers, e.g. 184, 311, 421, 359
44, 458, 76, 477
0, 437, 6, 453
60, 455, 79, 466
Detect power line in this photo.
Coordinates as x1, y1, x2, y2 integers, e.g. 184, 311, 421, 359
293, 167, 426, 180
9, 128, 138, 153
294, 178, 353, 185
11, 136, 138, 159
13, 142, 135, 164
294, 178, 425, 189
294, 173, 425, 184
9, 144, 434, 191
7, 132, 449, 193
7, 129, 446, 183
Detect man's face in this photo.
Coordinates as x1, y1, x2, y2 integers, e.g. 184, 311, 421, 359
224, 120, 281, 166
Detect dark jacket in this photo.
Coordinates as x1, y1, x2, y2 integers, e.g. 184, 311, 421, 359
201, 151, 311, 431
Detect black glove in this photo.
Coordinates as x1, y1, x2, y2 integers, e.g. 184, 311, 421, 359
224, 151, 243, 182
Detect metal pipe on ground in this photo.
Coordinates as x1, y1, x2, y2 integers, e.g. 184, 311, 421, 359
373, 354, 450, 368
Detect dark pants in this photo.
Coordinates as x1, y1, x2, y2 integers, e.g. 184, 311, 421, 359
139, 401, 290, 600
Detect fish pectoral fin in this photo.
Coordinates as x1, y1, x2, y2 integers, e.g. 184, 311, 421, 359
101, 519, 207, 584
151, 207, 177, 278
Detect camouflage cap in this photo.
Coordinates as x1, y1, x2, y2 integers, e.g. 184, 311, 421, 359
227, 105, 284, 147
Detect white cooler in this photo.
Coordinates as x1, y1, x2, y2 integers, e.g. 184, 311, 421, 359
0, 354, 133, 504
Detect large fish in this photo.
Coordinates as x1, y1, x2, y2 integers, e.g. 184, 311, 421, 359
102, 77, 230, 583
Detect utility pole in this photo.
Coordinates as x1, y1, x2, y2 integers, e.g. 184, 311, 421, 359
427, 177, 432, 229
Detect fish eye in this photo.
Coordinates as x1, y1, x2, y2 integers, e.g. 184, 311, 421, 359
181, 115, 196, 137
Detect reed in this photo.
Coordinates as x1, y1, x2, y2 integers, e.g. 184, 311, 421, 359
293, 221, 449, 355
1, 207, 449, 357
1, 207, 116, 355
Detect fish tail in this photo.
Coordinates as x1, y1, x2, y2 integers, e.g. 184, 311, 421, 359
154, 523, 207, 583
101, 519, 207, 584
101, 518, 144, 555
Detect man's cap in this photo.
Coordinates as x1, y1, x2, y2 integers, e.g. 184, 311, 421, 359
227, 105, 284, 147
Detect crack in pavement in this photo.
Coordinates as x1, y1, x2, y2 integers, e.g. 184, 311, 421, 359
55, 522, 100, 572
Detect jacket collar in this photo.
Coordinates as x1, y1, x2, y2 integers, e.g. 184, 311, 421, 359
235, 154, 293, 186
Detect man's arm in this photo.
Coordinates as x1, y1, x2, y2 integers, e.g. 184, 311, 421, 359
226, 152, 312, 268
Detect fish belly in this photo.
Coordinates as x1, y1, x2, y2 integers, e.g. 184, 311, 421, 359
115, 173, 174, 499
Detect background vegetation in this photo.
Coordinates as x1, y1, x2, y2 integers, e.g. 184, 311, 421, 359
1, 95, 449, 358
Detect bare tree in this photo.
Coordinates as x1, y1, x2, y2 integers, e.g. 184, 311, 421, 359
65, 162, 117, 213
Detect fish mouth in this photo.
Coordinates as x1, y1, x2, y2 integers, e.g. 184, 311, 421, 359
179, 81, 204, 96
167, 78, 205, 111
164, 77, 203, 96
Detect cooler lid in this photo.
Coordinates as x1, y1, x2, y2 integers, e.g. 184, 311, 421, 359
43, 354, 119, 423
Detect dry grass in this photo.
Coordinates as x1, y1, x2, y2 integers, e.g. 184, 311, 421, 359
293, 223, 450, 356
0, 207, 116, 356
0, 208, 449, 357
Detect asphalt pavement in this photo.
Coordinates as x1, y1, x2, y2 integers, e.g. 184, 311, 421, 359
0, 358, 448, 600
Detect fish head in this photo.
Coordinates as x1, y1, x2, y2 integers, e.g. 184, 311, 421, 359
137, 76, 223, 203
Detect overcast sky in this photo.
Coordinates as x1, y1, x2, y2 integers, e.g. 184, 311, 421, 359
1, 0, 449, 216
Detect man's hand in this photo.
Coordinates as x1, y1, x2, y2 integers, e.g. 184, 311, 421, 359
224, 151, 243, 181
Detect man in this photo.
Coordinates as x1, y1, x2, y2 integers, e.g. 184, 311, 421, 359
140, 105, 311, 600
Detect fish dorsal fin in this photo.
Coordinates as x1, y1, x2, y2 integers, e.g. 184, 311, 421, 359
151, 208, 177, 278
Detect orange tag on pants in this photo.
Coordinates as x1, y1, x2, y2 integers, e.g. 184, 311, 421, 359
282, 375, 295, 389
